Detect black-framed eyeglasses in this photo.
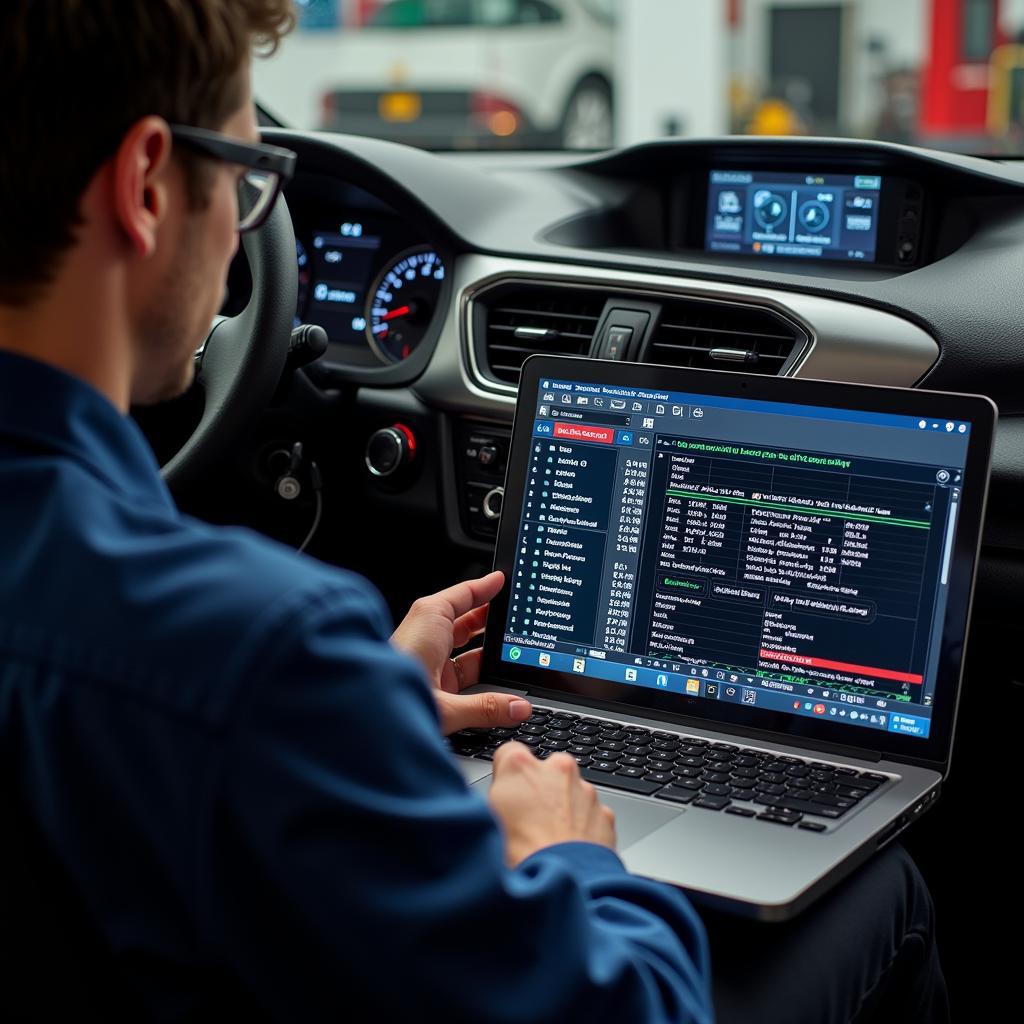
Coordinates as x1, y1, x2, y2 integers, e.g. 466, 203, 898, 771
169, 125, 297, 233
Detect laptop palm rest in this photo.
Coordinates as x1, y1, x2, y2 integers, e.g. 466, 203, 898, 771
471, 774, 683, 849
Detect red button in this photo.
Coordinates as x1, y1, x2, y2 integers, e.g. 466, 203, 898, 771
553, 423, 615, 444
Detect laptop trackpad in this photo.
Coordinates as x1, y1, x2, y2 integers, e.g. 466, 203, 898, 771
470, 773, 683, 851
602, 792, 683, 849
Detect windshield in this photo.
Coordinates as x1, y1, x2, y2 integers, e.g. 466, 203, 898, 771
253, 0, 1024, 154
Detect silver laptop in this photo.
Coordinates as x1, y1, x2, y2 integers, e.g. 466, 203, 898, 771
454, 354, 995, 921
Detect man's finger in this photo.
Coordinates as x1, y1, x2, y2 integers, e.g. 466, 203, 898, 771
491, 740, 535, 774
418, 571, 504, 623
438, 689, 532, 734
452, 605, 490, 649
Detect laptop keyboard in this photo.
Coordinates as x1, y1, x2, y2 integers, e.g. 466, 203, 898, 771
449, 706, 891, 831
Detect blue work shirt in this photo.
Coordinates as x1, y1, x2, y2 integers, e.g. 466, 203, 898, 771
0, 351, 712, 1022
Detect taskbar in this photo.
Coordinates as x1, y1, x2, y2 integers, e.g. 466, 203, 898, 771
500, 642, 931, 739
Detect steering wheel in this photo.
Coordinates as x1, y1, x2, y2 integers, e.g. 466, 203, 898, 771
160, 196, 297, 492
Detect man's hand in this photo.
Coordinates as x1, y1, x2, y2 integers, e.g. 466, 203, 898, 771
487, 743, 617, 866
391, 570, 532, 735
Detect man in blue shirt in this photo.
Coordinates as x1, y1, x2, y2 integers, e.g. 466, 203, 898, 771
0, 3, 948, 1021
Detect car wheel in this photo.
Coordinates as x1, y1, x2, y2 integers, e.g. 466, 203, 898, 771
560, 77, 614, 150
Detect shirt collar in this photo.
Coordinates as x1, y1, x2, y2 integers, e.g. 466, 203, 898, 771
0, 351, 175, 511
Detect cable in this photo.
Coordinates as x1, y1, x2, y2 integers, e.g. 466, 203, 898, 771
297, 460, 323, 554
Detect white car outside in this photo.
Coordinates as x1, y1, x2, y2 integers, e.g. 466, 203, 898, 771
317, 0, 616, 149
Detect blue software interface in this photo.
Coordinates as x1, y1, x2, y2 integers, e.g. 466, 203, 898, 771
501, 377, 974, 741
704, 170, 882, 262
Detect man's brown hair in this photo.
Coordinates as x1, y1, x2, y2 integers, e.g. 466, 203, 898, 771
0, 1, 295, 306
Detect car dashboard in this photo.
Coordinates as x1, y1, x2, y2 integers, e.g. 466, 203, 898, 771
244, 131, 1023, 599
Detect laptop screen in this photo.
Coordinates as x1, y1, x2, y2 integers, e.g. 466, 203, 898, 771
497, 368, 981, 747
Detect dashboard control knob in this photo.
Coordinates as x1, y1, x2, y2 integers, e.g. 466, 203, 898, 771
478, 443, 500, 467
365, 424, 416, 478
482, 486, 504, 521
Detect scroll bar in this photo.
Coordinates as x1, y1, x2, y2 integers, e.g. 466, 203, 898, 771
940, 489, 960, 586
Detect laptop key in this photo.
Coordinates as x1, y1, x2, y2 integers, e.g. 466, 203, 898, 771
615, 766, 647, 778
761, 795, 847, 819
702, 784, 732, 797
656, 786, 698, 805
799, 821, 828, 832
811, 793, 856, 809
618, 755, 645, 767
835, 784, 870, 800
644, 772, 673, 785
646, 760, 674, 773
857, 773, 887, 787
624, 745, 652, 756
725, 806, 757, 818
702, 771, 731, 784
589, 761, 617, 772
594, 749, 623, 762
581, 767, 661, 795
672, 778, 704, 791
673, 765, 703, 778
758, 812, 801, 826
693, 795, 731, 811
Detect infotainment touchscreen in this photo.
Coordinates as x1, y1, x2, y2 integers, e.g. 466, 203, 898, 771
704, 170, 882, 263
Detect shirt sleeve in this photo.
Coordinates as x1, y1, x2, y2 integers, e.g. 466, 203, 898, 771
198, 579, 714, 1024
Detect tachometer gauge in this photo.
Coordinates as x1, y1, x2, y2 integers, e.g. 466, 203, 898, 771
365, 248, 445, 363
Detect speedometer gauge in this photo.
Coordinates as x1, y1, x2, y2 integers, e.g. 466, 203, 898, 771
365, 248, 446, 363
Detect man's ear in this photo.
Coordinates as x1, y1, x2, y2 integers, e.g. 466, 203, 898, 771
112, 116, 174, 259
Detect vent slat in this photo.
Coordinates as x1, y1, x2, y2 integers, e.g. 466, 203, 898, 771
649, 298, 803, 376
481, 285, 603, 385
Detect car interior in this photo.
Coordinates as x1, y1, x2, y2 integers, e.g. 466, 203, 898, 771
128, 119, 1024, 1012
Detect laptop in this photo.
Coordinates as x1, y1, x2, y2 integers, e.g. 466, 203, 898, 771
452, 354, 995, 921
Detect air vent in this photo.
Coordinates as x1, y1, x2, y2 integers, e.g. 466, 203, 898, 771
645, 297, 806, 375
477, 284, 604, 385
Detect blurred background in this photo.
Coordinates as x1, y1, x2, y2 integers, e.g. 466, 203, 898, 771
253, 0, 1024, 154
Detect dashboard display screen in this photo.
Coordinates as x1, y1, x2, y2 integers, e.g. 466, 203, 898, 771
704, 170, 882, 262
305, 224, 382, 346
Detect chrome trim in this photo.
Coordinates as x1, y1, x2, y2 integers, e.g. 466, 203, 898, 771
411, 255, 939, 416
